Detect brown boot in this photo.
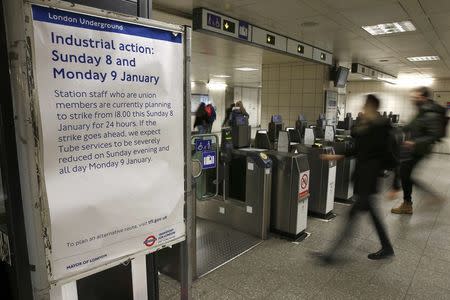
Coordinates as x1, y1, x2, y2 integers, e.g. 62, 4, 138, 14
391, 202, 413, 214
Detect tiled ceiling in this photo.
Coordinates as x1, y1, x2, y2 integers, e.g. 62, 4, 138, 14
153, 0, 450, 84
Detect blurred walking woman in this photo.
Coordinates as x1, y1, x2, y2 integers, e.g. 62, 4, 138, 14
194, 102, 208, 134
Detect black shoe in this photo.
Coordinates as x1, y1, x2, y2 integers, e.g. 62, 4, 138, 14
368, 248, 394, 260
309, 251, 336, 265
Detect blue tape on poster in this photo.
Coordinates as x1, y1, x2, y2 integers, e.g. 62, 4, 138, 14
32, 5, 182, 43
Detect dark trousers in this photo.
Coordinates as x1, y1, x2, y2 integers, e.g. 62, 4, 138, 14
392, 166, 401, 190
400, 156, 423, 203
329, 194, 392, 254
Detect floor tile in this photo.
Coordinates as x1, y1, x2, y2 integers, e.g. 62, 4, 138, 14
158, 154, 450, 300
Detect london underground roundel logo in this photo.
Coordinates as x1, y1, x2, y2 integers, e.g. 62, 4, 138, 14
144, 235, 157, 247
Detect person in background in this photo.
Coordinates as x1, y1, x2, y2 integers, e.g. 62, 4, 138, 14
222, 103, 235, 127
193, 102, 208, 134
389, 87, 445, 214
205, 103, 216, 133
318, 94, 394, 262
235, 100, 249, 118
230, 100, 250, 124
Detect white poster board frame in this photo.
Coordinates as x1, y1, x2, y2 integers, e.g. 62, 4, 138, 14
23, 0, 190, 284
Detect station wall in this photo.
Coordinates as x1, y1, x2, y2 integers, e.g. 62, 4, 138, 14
260, 62, 330, 128
346, 79, 450, 123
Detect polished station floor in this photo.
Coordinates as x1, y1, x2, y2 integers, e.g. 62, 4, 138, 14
160, 154, 450, 299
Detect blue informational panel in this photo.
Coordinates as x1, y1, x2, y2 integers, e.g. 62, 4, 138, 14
195, 139, 212, 152
202, 150, 216, 169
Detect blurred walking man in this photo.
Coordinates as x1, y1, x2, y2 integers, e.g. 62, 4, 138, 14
390, 87, 445, 214
320, 95, 394, 262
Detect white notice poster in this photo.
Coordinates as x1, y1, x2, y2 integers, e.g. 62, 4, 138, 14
31, 5, 185, 280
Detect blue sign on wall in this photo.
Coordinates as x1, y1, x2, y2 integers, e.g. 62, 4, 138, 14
238, 21, 249, 40
207, 13, 221, 29
195, 139, 212, 152
202, 150, 216, 169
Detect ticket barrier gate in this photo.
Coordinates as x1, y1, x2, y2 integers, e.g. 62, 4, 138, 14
268, 115, 283, 145
295, 143, 336, 219
320, 126, 357, 204
158, 132, 272, 279
205, 127, 272, 239
254, 131, 310, 239
329, 136, 356, 203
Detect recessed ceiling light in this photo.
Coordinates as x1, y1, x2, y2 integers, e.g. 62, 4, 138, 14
235, 67, 259, 71
362, 21, 416, 36
362, 77, 372, 80
211, 74, 231, 78
301, 21, 319, 27
407, 56, 440, 62
396, 74, 434, 87
379, 59, 389, 62
206, 82, 227, 90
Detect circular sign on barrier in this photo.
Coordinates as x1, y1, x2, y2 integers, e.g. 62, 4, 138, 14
143, 235, 157, 247
301, 174, 308, 189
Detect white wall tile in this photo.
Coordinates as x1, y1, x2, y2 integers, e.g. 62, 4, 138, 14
303, 80, 315, 93
279, 80, 291, 93
269, 66, 280, 80
290, 93, 302, 107
303, 93, 315, 106
279, 93, 290, 106
280, 65, 292, 80
303, 65, 316, 79
291, 79, 303, 93
291, 64, 303, 79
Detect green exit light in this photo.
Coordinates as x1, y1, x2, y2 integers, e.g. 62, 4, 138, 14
266, 34, 275, 45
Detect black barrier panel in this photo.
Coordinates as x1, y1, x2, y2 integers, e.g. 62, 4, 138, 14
146, 253, 159, 300
77, 263, 133, 300
69, 0, 137, 16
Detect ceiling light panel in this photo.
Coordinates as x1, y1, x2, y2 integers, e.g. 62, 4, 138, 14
211, 74, 231, 78
406, 56, 440, 62
362, 21, 416, 36
235, 67, 259, 71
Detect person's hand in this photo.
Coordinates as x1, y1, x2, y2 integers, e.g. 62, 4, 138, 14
403, 140, 415, 149
320, 154, 344, 161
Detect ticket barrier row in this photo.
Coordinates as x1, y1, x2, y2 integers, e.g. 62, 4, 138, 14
265, 114, 357, 205
257, 130, 336, 219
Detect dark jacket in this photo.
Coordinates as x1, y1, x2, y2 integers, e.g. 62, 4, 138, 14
222, 107, 233, 127
404, 99, 444, 156
351, 116, 393, 195
194, 108, 208, 128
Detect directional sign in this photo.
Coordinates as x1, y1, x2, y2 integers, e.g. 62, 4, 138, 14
207, 13, 221, 29
193, 8, 332, 65
202, 150, 216, 169
223, 19, 235, 33
238, 21, 249, 40
195, 139, 212, 152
